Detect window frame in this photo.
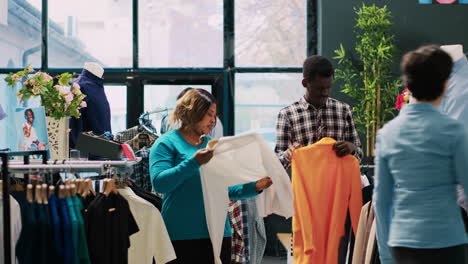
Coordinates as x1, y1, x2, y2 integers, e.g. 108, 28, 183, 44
0, 0, 317, 136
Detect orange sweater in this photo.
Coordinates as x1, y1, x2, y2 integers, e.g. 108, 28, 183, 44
292, 137, 362, 264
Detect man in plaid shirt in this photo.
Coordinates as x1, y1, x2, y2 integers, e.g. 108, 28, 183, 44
275, 55, 363, 168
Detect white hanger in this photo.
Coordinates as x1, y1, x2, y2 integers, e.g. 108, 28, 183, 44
84, 62, 104, 79
440, 44, 464, 62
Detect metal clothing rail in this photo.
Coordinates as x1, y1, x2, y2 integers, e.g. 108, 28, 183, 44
0, 151, 136, 264
138, 107, 168, 137
5, 158, 141, 166
7, 163, 108, 172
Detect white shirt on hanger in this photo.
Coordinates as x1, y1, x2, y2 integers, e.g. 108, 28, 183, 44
0, 195, 22, 264
118, 188, 176, 264
201, 132, 294, 264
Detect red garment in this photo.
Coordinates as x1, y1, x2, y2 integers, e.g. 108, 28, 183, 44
292, 137, 362, 264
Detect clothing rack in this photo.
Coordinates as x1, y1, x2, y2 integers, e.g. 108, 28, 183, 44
1, 150, 48, 264
4, 159, 141, 167
0, 151, 137, 264
138, 107, 168, 137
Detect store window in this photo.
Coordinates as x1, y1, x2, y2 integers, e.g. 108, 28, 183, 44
104, 85, 127, 134
144, 85, 212, 133
144, 85, 212, 111
235, 73, 303, 148
0, 0, 42, 68
235, 0, 306, 67
139, 0, 223, 68
48, 0, 132, 68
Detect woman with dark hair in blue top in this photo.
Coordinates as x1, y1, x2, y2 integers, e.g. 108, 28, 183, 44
150, 88, 273, 264
374, 45, 468, 264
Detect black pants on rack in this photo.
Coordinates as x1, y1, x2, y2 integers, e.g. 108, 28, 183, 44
392, 244, 468, 264
168, 237, 232, 264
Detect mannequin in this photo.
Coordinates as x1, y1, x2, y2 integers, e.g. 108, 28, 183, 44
69, 62, 111, 154
440, 44, 464, 62
84, 62, 104, 79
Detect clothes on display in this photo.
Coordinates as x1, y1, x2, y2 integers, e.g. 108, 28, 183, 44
275, 97, 364, 168
1, 176, 175, 264
150, 129, 259, 243
118, 187, 176, 264
245, 197, 267, 264
374, 103, 468, 264
115, 126, 157, 143
0, 193, 22, 264
115, 126, 158, 192
200, 132, 294, 264
352, 201, 381, 264
129, 147, 153, 193
228, 200, 246, 264
241, 201, 250, 264
128, 180, 162, 211
291, 137, 362, 264
86, 192, 139, 264
70, 69, 111, 148
364, 219, 379, 264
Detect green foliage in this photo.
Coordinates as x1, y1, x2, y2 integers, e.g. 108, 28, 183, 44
5, 65, 87, 120
333, 3, 401, 156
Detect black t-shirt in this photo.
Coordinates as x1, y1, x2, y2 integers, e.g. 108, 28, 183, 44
79, 193, 96, 213
15, 202, 38, 264
86, 193, 139, 264
128, 182, 162, 211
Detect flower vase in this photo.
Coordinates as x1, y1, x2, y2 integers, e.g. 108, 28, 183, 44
46, 116, 69, 160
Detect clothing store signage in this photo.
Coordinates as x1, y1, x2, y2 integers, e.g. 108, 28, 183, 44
419, 0, 468, 4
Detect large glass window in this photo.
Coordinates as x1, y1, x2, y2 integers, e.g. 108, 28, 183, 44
0, 0, 42, 68
104, 85, 127, 134
235, 0, 306, 67
48, 0, 132, 68
139, 0, 223, 67
144, 85, 212, 133
235, 73, 303, 148
144, 85, 212, 112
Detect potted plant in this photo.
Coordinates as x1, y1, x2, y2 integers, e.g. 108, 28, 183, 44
333, 3, 401, 157
5, 66, 87, 159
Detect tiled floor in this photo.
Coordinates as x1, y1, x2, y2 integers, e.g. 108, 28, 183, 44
262, 256, 286, 264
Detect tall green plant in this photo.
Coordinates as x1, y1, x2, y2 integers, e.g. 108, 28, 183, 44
333, 3, 401, 157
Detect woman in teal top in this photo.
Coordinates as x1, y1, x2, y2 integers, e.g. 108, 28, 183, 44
374, 45, 468, 264
150, 88, 273, 264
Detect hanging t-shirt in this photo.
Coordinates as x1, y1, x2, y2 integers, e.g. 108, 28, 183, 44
118, 188, 176, 264
291, 137, 362, 264
71, 196, 91, 264
59, 198, 74, 264
86, 193, 139, 264
200, 132, 294, 264
66, 197, 80, 264
16, 202, 40, 264
49, 195, 63, 263
0, 195, 22, 264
